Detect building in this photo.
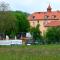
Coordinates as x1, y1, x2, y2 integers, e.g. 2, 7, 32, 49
28, 4, 60, 35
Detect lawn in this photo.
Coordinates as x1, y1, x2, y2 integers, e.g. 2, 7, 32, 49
0, 45, 60, 60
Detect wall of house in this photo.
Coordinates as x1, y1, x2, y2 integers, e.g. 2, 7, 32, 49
39, 20, 46, 35
29, 21, 38, 27
29, 20, 47, 35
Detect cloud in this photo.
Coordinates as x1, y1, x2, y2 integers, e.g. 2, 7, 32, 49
0, 0, 60, 13
19, 0, 34, 6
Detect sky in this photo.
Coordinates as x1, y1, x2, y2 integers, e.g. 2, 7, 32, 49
0, 0, 60, 13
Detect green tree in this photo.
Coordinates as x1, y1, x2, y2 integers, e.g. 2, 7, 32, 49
30, 24, 43, 44
0, 2, 17, 38
14, 11, 30, 33
0, 2, 30, 38
45, 27, 60, 44
0, 2, 10, 11
0, 11, 17, 37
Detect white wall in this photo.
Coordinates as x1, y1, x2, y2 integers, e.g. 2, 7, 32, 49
0, 40, 22, 45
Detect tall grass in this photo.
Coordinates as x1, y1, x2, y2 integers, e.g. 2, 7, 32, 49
0, 45, 60, 60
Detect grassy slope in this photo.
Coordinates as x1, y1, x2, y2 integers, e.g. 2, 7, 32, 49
0, 45, 60, 60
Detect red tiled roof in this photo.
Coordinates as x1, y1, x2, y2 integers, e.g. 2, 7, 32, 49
28, 5, 60, 21
28, 11, 60, 21
28, 12, 44, 20
44, 21, 60, 27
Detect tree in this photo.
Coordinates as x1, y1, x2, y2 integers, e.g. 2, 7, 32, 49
30, 24, 43, 44
0, 2, 18, 39
45, 27, 60, 44
0, 2, 17, 38
0, 1, 10, 11
0, 11, 17, 37
0, 2, 30, 39
14, 11, 30, 33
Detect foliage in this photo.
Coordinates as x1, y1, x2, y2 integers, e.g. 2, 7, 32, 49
0, 11, 17, 37
0, 1, 30, 38
30, 24, 43, 44
0, 2, 17, 38
45, 27, 60, 44
14, 11, 30, 33
0, 10, 30, 38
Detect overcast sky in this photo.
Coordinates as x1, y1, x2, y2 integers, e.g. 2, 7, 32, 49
0, 0, 60, 13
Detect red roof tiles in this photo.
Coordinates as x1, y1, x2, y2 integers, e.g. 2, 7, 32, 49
28, 11, 60, 21
28, 5, 60, 21
28, 5, 60, 27
44, 21, 60, 27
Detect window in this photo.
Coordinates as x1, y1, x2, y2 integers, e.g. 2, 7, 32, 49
52, 15, 56, 19
32, 16, 35, 19
44, 15, 49, 20
37, 21, 39, 23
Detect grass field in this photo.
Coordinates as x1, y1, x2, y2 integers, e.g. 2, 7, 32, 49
0, 45, 60, 60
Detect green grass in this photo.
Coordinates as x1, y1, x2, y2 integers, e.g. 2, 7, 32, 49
0, 44, 60, 60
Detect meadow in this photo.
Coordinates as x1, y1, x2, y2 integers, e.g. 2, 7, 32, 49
0, 45, 60, 60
